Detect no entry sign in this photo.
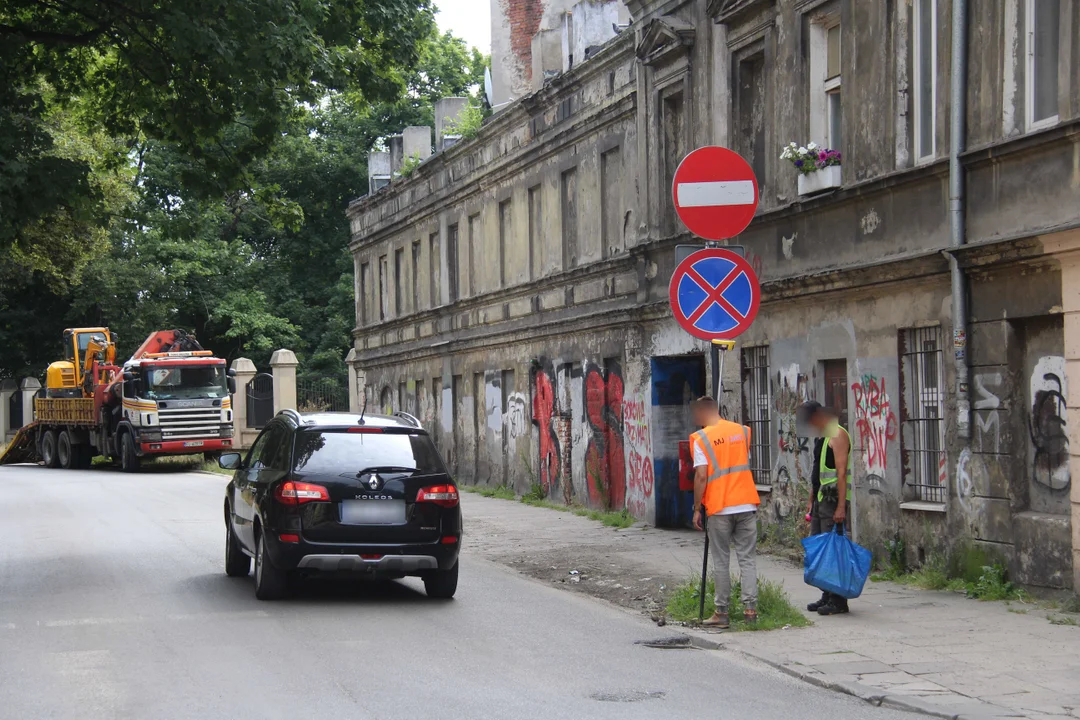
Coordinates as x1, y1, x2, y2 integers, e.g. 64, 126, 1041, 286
668, 248, 760, 341
672, 147, 759, 241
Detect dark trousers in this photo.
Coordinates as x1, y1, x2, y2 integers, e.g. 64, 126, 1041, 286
816, 499, 851, 608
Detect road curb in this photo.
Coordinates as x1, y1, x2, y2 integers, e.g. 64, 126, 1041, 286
680, 631, 962, 719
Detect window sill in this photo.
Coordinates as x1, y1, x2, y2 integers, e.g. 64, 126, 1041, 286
755, 484, 772, 493
899, 500, 947, 513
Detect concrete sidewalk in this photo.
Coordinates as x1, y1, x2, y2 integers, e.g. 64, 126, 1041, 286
463, 493, 1080, 720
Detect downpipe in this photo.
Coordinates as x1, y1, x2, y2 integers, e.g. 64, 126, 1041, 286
948, 0, 971, 440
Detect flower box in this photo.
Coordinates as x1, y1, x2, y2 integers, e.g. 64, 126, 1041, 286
797, 165, 842, 196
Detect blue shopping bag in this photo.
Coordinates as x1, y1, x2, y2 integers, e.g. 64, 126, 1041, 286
802, 524, 873, 599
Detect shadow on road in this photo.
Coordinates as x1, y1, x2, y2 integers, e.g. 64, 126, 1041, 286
193, 571, 435, 607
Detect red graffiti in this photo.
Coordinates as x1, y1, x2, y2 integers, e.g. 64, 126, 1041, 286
627, 450, 653, 518
585, 363, 625, 510
851, 375, 898, 473
531, 367, 560, 493
624, 399, 650, 449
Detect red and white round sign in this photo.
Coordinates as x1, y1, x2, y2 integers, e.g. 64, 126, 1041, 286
672, 147, 759, 241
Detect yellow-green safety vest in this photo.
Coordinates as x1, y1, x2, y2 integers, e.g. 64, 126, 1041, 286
818, 422, 853, 503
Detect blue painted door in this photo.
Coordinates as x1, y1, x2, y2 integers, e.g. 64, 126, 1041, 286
651, 356, 706, 528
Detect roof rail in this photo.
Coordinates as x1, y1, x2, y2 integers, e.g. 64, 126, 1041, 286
278, 408, 303, 423
394, 411, 421, 428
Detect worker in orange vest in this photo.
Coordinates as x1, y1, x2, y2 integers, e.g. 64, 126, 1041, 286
690, 396, 760, 628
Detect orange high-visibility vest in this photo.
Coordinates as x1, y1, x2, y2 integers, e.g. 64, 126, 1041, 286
691, 420, 760, 516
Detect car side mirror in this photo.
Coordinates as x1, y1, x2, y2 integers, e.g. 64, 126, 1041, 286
218, 453, 242, 470
123, 371, 135, 382
226, 368, 237, 377
227, 377, 236, 395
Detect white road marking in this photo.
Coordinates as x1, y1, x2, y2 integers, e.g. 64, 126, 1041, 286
676, 180, 755, 208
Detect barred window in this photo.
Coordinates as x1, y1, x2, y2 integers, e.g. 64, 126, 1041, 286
900, 327, 947, 503
741, 346, 772, 485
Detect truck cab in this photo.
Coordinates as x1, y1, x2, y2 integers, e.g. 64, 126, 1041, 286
120, 352, 236, 459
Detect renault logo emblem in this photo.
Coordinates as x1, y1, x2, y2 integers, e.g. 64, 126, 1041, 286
367, 474, 382, 491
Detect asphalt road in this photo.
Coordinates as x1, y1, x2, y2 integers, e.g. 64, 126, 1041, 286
0, 464, 923, 720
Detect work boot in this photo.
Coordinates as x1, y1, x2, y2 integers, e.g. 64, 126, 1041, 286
817, 597, 849, 616
702, 611, 730, 628
743, 608, 758, 625
807, 592, 829, 612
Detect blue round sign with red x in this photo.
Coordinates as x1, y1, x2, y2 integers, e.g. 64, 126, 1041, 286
668, 248, 760, 341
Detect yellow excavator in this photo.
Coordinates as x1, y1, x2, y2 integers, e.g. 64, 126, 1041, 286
45, 327, 118, 398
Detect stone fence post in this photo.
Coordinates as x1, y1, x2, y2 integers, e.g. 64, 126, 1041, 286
0, 379, 16, 440
270, 349, 299, 414
230, 358, 257, 448
345, 348, 366, 413
20, 378, 40, 428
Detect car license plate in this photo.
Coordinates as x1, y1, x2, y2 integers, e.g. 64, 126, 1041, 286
340, 500, 406, 525
183, 441, 204, 448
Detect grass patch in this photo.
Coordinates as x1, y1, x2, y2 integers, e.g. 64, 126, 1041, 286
872, 549, 1027, 602
461, 484, 517, 500
464, 483, 637, 529
666, 575, 811, 631
1049, 614, 1080, 626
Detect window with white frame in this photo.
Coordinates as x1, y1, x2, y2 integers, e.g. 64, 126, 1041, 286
913, 0, 937, 161
1026, 0, 1060, 130
809, 13, 842, 152
899, 327, 946, 504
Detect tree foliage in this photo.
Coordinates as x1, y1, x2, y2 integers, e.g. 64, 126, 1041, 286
1, 0, 433, 283
0, 15, 487, 383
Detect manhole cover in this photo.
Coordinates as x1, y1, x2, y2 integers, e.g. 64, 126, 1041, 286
590, 690, 666, 703
635, 635, 692, 649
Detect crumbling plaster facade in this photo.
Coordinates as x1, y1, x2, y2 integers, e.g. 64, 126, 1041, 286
348, 0, 1080, 589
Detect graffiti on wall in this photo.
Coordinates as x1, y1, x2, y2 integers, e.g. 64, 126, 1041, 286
774, 364, 811, 460
531, 362, 561, 495
973, 372, 1002, 454
584, 362, 626, 510
956, 447, 973, 511
851, 374, 897, 490
506, 392, 528, 439
1030, 356, 1069, 491
624, 394, 654, 519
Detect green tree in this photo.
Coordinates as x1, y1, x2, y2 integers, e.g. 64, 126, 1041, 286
0, 0, 434, 283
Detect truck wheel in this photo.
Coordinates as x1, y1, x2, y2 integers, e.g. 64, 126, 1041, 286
41, 430, 60, 469
57, 431, 75, 470
120, 433, 140, 473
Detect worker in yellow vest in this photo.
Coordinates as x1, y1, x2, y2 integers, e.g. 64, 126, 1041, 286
690, 396, 760, 628
798, 401, 853, 616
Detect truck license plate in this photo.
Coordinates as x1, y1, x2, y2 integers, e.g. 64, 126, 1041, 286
183, 441, 204, 448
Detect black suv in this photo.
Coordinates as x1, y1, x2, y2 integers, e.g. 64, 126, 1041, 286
219, 410, 461, 600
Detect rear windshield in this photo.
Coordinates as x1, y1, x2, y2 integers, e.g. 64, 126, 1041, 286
292, 430, 447, 477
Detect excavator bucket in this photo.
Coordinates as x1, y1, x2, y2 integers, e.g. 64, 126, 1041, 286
0, 422, 41, 466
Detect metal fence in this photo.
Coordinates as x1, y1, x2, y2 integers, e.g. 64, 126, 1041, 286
899, 326, 947, 503
297, 377, 349, 414
246, 373, 274, 429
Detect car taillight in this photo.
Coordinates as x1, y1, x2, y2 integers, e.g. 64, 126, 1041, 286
275, 481, 330, 505
415, 484, 459, 507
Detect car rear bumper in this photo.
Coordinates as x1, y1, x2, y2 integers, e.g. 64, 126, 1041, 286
297, 554, 439, 573
266, 536, 460, 576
